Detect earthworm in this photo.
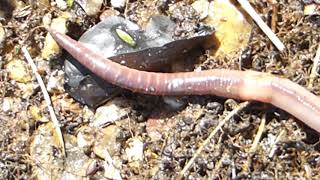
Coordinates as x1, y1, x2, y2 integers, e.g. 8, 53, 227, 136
49, 29, 320, 133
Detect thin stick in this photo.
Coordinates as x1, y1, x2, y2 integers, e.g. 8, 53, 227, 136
124, 0, 130, 18
241, 115, 266, 174
22, 47, 66, 157
268, 129, 285, 158
178, 101, 250, 179
308, 44, 320, 89
270, 1, 278, 34
237, 0, 285, 52
249, 114, 266, 153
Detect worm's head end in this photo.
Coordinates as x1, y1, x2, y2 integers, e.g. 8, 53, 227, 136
46, 28, 70, 45
47, 28, 58, 37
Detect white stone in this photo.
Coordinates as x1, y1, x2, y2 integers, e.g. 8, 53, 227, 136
192, 0, 209, 20
2, 97, 12, 112
125, 138, 144, 162
91, 98, 131, 127
111, 0, 126, 8
55, 0, 67, 10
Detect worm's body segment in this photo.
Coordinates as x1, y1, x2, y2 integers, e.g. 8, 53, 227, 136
49, 29, 320, 132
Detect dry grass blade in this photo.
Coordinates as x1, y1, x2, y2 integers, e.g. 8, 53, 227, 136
237, 0, 285, 52
178, 101, 250, 179
249, 114, 266, 153
308, 44, 320, 89
268, 129, 285, 158
22, 46, 66, 157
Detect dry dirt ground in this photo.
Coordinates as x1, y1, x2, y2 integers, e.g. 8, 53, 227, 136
0, 0, 320, 179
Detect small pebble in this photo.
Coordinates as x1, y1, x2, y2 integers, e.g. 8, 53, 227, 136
91, 98, 131, 127
16, 83, 35, 99
42, 13, 52, 27
192, 0, 209, 20
86, 160, 101, 176
77, 0, 103, 16
37, 0, 51, 8
163, 96, 186, 110
111, 0, 126, 8
30, 123, 95, 179
55, 0, 67, 10
125, 137, 144, 171
77, 126, 94, 149
206, 102, 223, 114
100, 9, 120, 21
47, 70, 65, 93
81, 106, 94, 123
29, 106, 45, 122
304, 4, 319, 15
41, 17, 67, 59
92, 125, 121, 159
104, 160, 122, 180
2, 97, 12, 112
125, 137, 144, 161
146, 118, 169, 142
199, 116, 215, 130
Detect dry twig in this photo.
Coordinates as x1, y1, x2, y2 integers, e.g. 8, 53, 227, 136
178, 101, 250, 179
242, 114, 267, 173
237, 0, 285, 52
22, 46, 66, 157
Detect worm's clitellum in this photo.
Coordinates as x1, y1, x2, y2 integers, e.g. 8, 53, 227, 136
49, 29, 320, 133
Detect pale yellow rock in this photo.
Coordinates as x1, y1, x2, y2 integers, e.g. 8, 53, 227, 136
77, 126, 94, 149
29, 105, 49, 122
304, 4, 319, 16
29, 122, 64, 180
30, 123, 95, 179
6, 59, 32, 83
41, 17, 67, 60
29, 106, 43, 121
205, 0, 253, 58
92, 125, 121, 159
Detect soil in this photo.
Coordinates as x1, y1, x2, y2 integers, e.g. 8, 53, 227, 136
0, 0, 320, 179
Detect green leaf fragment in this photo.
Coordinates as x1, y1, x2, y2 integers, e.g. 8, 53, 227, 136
66, 0, 74, 7
116, 29, 136, 47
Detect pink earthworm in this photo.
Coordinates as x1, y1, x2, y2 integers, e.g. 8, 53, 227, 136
49, 29, 320, 133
